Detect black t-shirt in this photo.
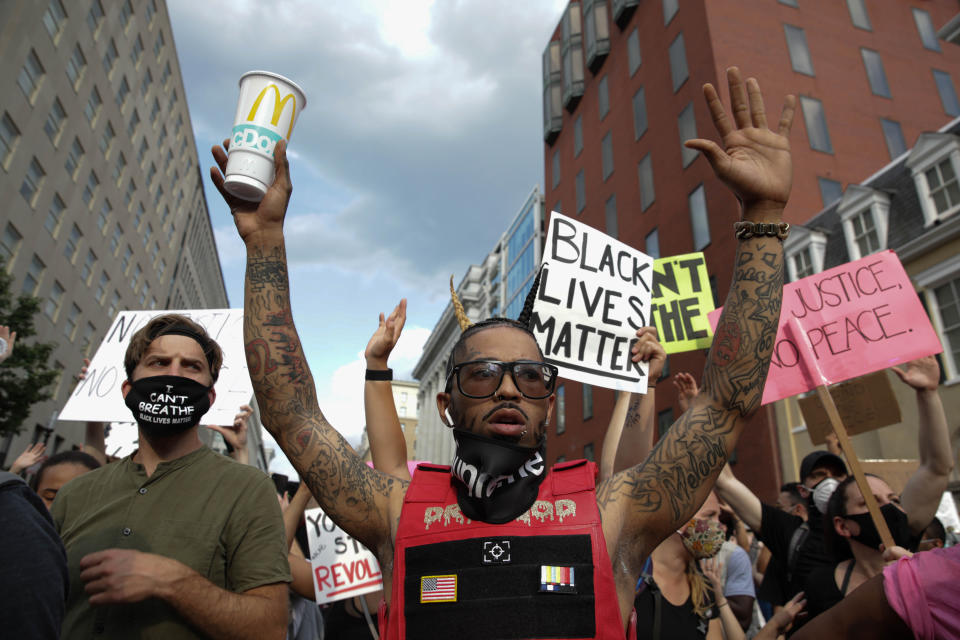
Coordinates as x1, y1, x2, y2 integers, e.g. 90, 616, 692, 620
634, 581, 717, 640
757, 554, 789, 607
803, 563, 846, 620
759, 503, 834, 600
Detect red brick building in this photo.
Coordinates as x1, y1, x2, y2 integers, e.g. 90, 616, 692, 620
541, 0, 960, 500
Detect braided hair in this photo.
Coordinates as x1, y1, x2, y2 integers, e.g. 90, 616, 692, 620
445, 266, 545, 384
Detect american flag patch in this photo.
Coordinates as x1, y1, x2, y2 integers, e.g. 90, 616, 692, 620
420, 574, 457, 603
539, 565, 576, 594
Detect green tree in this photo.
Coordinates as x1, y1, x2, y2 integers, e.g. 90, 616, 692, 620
0, 257, 58, 437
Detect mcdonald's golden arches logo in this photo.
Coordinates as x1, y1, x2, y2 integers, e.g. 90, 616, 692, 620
246, 84, 298, 139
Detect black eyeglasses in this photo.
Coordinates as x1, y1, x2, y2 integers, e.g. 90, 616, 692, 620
446, 360, 559, 400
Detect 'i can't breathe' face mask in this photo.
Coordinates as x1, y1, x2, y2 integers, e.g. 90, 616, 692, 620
124, 375, 212, 437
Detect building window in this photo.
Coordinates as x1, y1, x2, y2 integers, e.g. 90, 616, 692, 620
81, 250, 96, 283
87, 0, 104, 33
552, 151, 560, 189
784, 228, 827, 281
930, 277, 960, 378
110, 224, 123, 254
103, 39, 119, 74
64, 304, 81, 339
161, 61, 172, 86
63, 225, 83, 262
131, 35, 144, 66
146, 0, 158, 22
880, 119, 907, 160
556, 385, 566, 434
914, 8, 942, 52
113, 153, 126, 184
689, 184, 710, 250
100, 121, 115, 155
65, 44, 87, 88
678, 102, 698, 167
20, 157, 45, 206
134, 203, 145, 230
583, 443, 595, 461
933, 70, 960, 117
669, 33, 688, 92
23, 255, 46, 296
82, 170, 99, 207
0, 224, 22, 265
18, 50, 45, 102
42, 0, 68, 40
601, 132, 614, 180
582, 383, 593, 420
632, 86, 647, 140
574, 115, 583, 157
43, 99, 66, 144
605, 195, 617, 239
646, 228, 660, 258
663, 0, 678, 24
818, 177, 843, 207
121, 246, 133, 273
120, 0, 134, 28
138, 137, 149, 164
127, 108, 140, 136
95, 272, 110, 303
146, 163, 157, 187
45, 194, 65, 235
140, 68, 154, 98
598, 75, 610, 120
627, 29, 641, 76
784, 25, 814, 76
97, 199, 111, 233
800, 96, 833, 153
84, 87, 102, 124
850, 209, 880, 256
1, 113, 20, 166
838, 186, 889, 260
779, 0, 799, 6
116, 76, 130, 107
922, 158, 960, 220
658, 408, 675, 438
638, 153, 655, 211
108, 291, 121, 318
154, 30, 165, 57
64, 137, 84, 178
131, 264, 142, 291
846, 0, 871, 30
576, 170, 586, 213
861, 49, 890, 98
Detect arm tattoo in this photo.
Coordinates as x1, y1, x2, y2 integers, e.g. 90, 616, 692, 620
602, 238, 783, 559
243, 243, 401, 551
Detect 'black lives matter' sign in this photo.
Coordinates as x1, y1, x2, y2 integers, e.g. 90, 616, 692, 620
531, 213, 653, 393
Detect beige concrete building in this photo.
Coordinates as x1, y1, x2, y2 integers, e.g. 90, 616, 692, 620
0, 0, 230, 466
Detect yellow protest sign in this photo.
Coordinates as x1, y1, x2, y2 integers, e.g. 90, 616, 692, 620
651, 252, 714, 354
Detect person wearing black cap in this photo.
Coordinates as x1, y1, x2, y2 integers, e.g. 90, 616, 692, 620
51, 314, 291, 640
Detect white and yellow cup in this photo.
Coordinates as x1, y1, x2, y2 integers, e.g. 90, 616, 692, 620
224, 71, 307, 202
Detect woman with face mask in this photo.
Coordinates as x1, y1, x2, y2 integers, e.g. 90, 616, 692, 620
801, 355, 953, 620
634, 517, 746, 640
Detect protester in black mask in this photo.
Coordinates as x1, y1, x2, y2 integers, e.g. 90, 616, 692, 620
801, 356, 952, 620
51, 314, 291, 639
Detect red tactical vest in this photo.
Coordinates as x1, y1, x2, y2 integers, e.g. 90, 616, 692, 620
379, 459, 630, 640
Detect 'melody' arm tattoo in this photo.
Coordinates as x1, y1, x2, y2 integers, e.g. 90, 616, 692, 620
243, 244, 403, 553
600, 237, 783, 564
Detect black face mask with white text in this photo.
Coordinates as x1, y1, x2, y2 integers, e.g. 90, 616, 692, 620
451, 429, 547, 524
124, 375, 212, 438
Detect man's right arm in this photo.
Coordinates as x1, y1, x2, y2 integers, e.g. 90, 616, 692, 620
210, 140, 404, 555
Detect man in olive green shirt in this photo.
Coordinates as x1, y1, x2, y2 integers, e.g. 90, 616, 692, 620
52, 314, 290, 639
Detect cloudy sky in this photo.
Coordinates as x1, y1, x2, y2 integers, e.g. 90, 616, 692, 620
165, 0, 567, 471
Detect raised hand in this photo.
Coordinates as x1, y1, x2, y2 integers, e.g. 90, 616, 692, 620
629, 326, 666, 382
364, 299, 407, 369
209, 139, 292, 243
685, 67, 795, 218
699, 555, 725, 594
10, 442, 46, 475
891, 355, 940, 392
672, 372, 699, 410
204, 404, 252, 464
0, 324, 17, 365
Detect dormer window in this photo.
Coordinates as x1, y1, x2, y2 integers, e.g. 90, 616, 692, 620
784, 226, 826, 282
837, 185, 889, 260
906, 132, 960, 226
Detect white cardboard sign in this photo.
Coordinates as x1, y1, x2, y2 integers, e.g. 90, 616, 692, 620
304, 506, 383, 605
58, 309, 252, 426
530, 212, 653, 392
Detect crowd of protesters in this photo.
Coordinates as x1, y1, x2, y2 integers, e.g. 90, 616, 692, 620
2, 68, 960, 640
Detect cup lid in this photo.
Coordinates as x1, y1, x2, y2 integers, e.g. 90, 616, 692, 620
238, 70, 307, 109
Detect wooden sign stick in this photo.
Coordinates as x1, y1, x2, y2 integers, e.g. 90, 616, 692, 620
788, 319, 895, 550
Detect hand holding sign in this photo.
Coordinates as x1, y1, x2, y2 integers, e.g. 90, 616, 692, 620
686, 67, 795, 217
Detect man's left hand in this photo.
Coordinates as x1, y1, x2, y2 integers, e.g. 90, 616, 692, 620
80, 549, 184, 605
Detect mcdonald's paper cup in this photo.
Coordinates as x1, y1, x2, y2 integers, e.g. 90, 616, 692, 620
224, 71, 307, 202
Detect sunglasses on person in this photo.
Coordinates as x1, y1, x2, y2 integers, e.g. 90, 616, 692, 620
446, 360, 559, 399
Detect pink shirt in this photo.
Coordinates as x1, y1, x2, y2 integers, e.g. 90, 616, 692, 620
883, 546, 960, 640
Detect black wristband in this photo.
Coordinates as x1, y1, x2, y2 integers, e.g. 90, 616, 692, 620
365, 368, 393, 381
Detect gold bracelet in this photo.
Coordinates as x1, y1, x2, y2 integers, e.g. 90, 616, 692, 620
734, 221, 790, 240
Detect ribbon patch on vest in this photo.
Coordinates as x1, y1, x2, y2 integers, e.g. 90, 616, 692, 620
420, 575, 457, 603
539, 565, 576, 594
482, 540, 511, 564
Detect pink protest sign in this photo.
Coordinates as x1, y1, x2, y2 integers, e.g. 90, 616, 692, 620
708, 250, 942, 405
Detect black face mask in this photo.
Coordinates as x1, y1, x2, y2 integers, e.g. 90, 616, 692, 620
451, 429, 547, 524
845, 503, 913, 551
124, 375, 212, 438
